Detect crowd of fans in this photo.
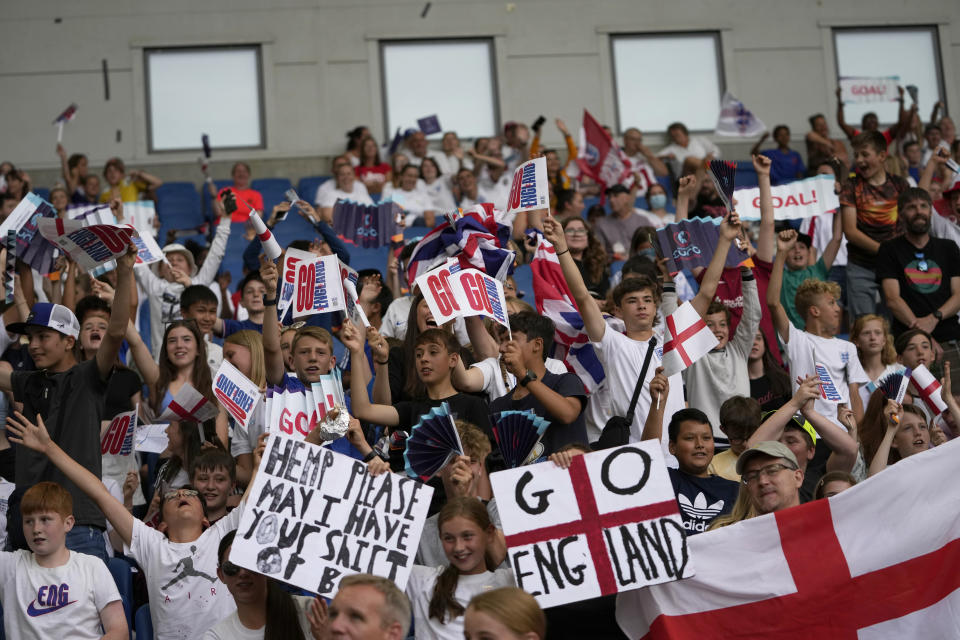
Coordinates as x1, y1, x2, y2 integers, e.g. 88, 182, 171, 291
0, 83, 957, 639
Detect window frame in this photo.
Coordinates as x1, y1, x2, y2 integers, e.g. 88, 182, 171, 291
831, 25, 946, 126
144, 44, 267, 153
378, 37, 500, 141
610, 31, 726, 136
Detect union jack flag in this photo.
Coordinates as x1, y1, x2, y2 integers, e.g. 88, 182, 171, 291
406, 203, 515, 284
529, 230, 604, 393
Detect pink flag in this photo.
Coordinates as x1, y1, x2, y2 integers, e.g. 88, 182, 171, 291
661, 302, 718, 376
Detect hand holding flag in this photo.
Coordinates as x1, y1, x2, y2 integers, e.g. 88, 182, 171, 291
661, 302, 719, 376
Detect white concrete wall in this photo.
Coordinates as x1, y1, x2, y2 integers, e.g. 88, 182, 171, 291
3, 0, 958, 186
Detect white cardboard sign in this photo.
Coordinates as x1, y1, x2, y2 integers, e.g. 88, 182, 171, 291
213, 360, 263, 430
414, 263, 510, 329
231, 433, 433, 596
38, 218, 136, 271
490, 441, 693, 608
292, 254, 347, 318
733, 175, 840, 221
506, 156, 550, 215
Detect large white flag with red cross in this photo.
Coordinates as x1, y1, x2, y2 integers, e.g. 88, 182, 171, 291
616, 437, 960, 638
661, 302, 718, 377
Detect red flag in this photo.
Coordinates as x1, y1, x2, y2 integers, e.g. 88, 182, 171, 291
576, 110, 632, 194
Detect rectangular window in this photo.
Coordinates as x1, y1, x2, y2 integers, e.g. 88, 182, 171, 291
612, 32, 724, 134
834, 27, 944, 126
380, 39, 498, 140
145, 46, 265, 152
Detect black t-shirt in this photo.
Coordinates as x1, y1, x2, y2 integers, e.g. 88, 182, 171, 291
390, 393, 493, 471
11, 359, 108, 529
876, 235, 960, 342
387, 345, 476, 404
750, 376, 790, 413
668, 468, 739, 535
488, 371, 588, 456
104, 367, 142, 418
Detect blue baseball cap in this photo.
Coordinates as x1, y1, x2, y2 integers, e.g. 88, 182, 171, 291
8, 303, 80, 340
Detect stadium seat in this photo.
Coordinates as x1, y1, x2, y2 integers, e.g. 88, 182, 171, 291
251, 177, 294, 216
107, 556, 134, 638
156, 182, 204, 241
33, 187, 50, 202
271, 208, 319, 250
736, 161, 759, 188
511, 264, 533, 300
134, 604, 153, 639
404, 226, 431, 242
138, 300, 152, 356
582, 196, 602, 217
297, 176, 330, 203
203, 179, 233, 220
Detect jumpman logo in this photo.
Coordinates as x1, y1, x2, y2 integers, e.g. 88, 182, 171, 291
162, 545, 216, 590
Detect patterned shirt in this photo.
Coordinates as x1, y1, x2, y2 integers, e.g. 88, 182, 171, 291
840, 173, 909, 268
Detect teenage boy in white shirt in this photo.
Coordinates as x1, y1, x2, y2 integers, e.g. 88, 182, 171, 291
6, 412, 260, 640
768, 229, 869, 424
0, 481, 126, 640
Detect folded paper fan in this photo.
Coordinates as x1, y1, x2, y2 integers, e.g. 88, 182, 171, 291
707, 160, 737, 212
866, 366, 912, 404
403, 402, 464, 481
492, 410, 551, 469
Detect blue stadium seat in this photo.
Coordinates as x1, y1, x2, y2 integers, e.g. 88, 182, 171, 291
156, 182, 204, 242
348, 245, 390, 274
221, 222, 252, 280
203, 179, 234, 219
107, 557, 134, 638
134, 604, 153, 640
297, 176, 330, 203
511, 264, 533, 300
736, 161, 759, 188
582, 196, 602, 217
251, 178, 294, 217
33, 187, 51, 202
404, 226, 431, 242
138, 300, 151, 356
271, 209, 318, 250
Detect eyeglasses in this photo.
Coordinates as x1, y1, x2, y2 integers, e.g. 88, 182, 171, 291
741, 463, 794, 485
564, 228, 587, 236
503, 282, 517, 292
163, 488, 199, 502
220, 560, 243, 577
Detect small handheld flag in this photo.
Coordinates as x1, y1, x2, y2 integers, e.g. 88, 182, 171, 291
911, 364, 948, 417
906, 85, 919, 104
53, 103, 77, 143
201, 134, 212, 158
707, 160, 737, 212
662, 302, 718, 377
492, 410, 550, 468
343, 279, 370, 328
404, 403, 464, 481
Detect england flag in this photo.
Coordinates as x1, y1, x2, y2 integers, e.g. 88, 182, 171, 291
661, 302, 718, 377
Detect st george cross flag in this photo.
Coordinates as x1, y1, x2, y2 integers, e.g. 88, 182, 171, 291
910, 364, 948, 418
529, 230, 605, 393
715, 92, 766, 138
661, 303, 718, 377
158, 384, 219, 424
617, 437, 960, 639
576, 109, 632, 194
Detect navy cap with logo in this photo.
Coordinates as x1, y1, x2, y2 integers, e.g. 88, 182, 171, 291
7, 303, 80, 340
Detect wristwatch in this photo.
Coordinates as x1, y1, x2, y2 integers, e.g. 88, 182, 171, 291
519, 370, 538, 387
362, 450, 384, 463
934, 310, 944, 321
263, 295, 278, 306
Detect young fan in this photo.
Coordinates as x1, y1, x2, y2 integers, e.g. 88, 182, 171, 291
6, 412, 259, 640
180, 284, 223, 374
221, 330, 266, 486
465, 587, 546, 640
190, 449, 237, 525
0, 482, 127, 639
406, 498, 513, 640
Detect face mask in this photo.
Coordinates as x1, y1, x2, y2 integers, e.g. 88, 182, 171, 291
637, 247, 658, 261
649, 194, 667, 210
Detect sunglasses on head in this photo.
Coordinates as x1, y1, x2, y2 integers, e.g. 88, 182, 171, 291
162, 488, 199, 502
220, 560, 242, 577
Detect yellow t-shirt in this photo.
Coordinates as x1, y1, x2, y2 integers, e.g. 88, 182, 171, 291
99, 178, 146, 203
707, 449, 740, 482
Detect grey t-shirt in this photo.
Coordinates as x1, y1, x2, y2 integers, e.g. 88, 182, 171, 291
12, 359, 108, 528
593, 209, 661, 257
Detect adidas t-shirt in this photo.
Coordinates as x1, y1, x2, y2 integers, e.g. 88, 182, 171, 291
667, 468, 739, 535
0, 549, 120, 640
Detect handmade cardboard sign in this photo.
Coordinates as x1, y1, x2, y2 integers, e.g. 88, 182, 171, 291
839, 76, 900, 104
490, 441, 692, 608
292, 254, 347, 318
506, 156, 549, 215
213, 360, 263, 430
415, 263, 509, 329
734, 175, 840, 221
231, 433, 433, 596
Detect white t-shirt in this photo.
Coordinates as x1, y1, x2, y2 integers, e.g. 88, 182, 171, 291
429, 150, 474, 187
201, 595, 315, 639
125, 506, 242, 640
206, 337, 223, 379
317, 182, 373, 209
383, 183, 434, 225
594, 328, 683, 466
472, 356, 570, 403
313, 180, 336, 206
785, 323, 869, 426
0, 550, 120, 640
423, 179, 457, 214
658, 136, 721, 176
406, 565, 514, 640
802, 213, 847, 268
478, 174, 512, 213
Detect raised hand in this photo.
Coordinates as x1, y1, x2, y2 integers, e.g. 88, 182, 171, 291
259, 254, 278, 297
366, 326, 389, 362
777, 228, 798, 253
677, 175, 698, 200
116, 242, 138, 271
6, 412, 52, 454
340, 319, 364, 353
649, 366, 669, 404
501, 340, 526, 378
883, 399, 901, 429
549, 450, 576, 470
751, 153, 772, 177
542, 217, 566, 251
719, 211, 742, 242
443, 455, 475, 498
793, 374, 822, 409
253, 432, 269, 468
221, 189, 238, 217
555, 118, 569, 136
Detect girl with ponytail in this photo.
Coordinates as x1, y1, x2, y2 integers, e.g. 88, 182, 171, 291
406, 497, 513, 639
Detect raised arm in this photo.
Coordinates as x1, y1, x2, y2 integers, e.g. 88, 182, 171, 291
674, 175, 698, 222
867, 401, 901, 477
799, 404, 859, 472
542, 217, 606, 342
260, 255, 286, 387
836, 87, 857, 141
96, 244, 137, 379
640, 367, 669, 441
342, 321, 400, 427
746, 376, 821, 448
691, 212, 739, 316
752, 154, 776, 263
821, 209, 843, 270
129, 169, 163, 191
56, 144, 80, 195
750, 132, 770, 157
502, 342, 582, 425
767, 229, 796, 343
7, 412, 135, 547
124, 320, 158, 386
465, 315, 500, 361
